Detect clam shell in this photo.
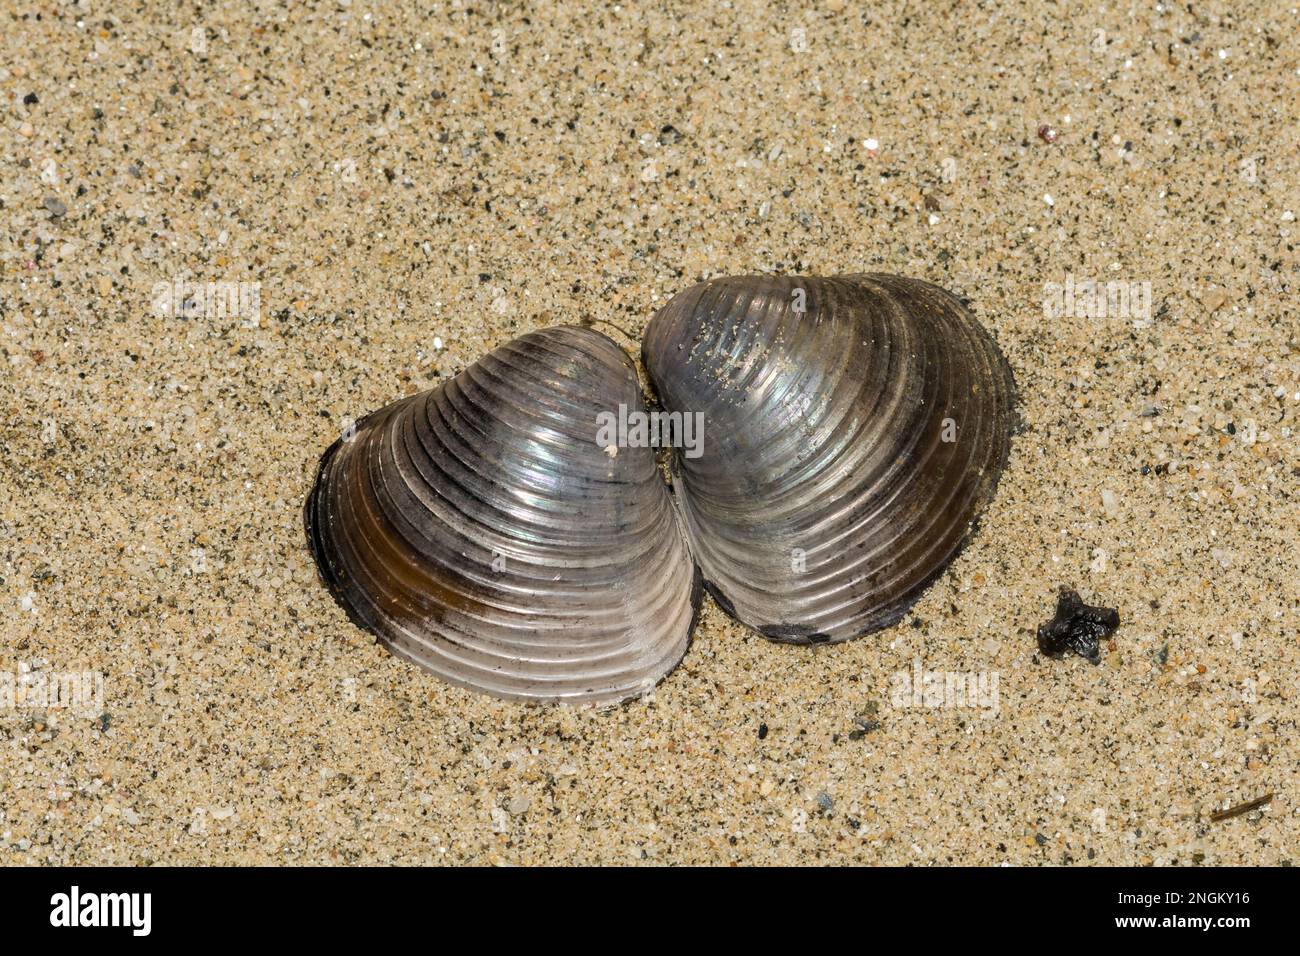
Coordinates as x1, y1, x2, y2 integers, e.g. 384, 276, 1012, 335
642, 274, 1016, 644
306, 326, 701, 703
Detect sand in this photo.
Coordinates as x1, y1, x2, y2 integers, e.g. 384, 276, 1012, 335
1, 1, 1296, 864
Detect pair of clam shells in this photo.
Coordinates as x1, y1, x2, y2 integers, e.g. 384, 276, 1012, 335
306, 275, 1016, 704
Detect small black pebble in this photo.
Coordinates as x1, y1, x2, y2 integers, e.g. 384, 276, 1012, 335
757, 722, 768, 740
1037, 588, 1120, 664
848, 716, 880, 740
24, 92, 38, 105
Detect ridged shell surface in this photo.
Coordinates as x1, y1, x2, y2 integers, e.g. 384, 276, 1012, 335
642, 274, 1015, 644
306, 326, 701, 703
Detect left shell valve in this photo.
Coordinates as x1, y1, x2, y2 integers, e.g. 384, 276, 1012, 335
305, 326, 701, 704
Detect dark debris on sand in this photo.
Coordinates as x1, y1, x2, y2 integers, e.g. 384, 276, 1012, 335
1037, 589, 1120, 664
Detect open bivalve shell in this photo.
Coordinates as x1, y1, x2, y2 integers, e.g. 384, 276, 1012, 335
306, 326, 701, 704
642, 274, 1017, 644
307, 274, 1016, 701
